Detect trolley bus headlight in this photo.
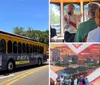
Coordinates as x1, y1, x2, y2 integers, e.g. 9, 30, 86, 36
0, 55, 2, 66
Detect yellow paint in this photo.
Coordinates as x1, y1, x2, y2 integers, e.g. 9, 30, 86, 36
6, 66, 48, 85
0, 33, 47, 54
15, 60, 30, 65
0, 66, 48, 85
0, 68, 33, 85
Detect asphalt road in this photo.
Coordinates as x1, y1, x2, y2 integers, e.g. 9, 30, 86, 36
0, 64, 49, 85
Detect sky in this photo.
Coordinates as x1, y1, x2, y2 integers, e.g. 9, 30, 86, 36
0, 0, 48, 33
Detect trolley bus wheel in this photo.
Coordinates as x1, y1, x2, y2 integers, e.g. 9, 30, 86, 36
7, 61, 15, 72
38, 58, 42, 66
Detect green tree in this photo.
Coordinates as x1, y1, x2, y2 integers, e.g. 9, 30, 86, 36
13, 27, 49, 45
50, 5, 60, 25
13, 26, 25, 35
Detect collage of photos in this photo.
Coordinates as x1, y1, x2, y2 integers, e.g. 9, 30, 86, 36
0, 0, 49, 85
0, 0, 100, 85
50, 0, 100, 85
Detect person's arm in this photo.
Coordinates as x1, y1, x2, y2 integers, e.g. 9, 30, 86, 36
75, 14, 82, 28
76, 14, 82, 22
64, 16, 69, 30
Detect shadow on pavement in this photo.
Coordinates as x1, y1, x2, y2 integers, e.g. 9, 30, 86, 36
0, 64, 48, 76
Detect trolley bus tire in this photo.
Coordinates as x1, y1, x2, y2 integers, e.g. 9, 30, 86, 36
7, 61, 15, 72
38, 58, 42, 66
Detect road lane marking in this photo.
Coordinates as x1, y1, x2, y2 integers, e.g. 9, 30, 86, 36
0, 69, 34, 85
0, 74, 15, 80
0, 66, 45, 85
0, 66, 47, 85
0, 66, 48, 85
6, 66, 48, 85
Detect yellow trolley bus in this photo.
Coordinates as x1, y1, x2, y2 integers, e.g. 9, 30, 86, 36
0, 30, 48, 71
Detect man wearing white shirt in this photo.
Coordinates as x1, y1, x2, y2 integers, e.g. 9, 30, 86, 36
64, 4, 81, 42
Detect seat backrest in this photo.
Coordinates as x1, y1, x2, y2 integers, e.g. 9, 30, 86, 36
51, 28, 56, 38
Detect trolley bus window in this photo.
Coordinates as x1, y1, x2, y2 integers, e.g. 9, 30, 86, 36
33, 45, 34, 53
30, 44, 32, 53
26, 44, 29, 53
64, 3, 80, 31
22, 43, 25, 53
18, 42, 21, 53
8, 40, 12, 53
42, 47, 44, 54
40, 46, 42, 53
38, 46, 40, 53
0, 39, 6, 53
41, 47, 44, 54
34, 45, 37, 53
13, 41, 17, 53
64, 4, 80, 15
39, 46, 41, 53
84, 2, 100, 21
50, 3, 61, 34
35, 46, 37, 53
37, 46, 39, 53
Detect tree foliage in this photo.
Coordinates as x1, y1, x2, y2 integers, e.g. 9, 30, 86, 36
13, 27, 24, 35
50, 5, 60, 24
13, 27, 49, 45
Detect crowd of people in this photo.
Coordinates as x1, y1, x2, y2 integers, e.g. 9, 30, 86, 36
63, 2, 100, 42
56, 75, 89, 85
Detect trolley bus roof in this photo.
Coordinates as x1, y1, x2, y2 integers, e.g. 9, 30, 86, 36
0, 30, 46, 45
